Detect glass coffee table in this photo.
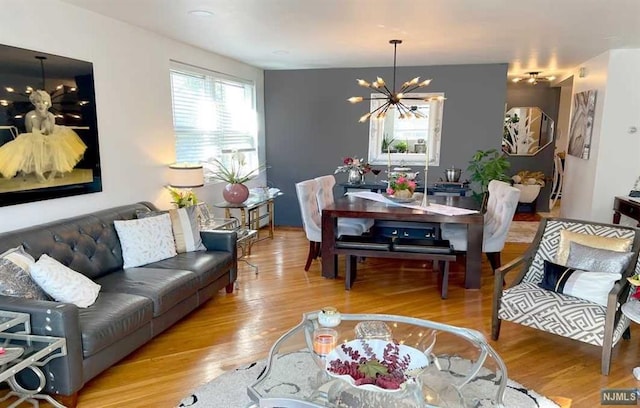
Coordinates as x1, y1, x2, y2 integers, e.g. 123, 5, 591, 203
247, 311, 507, 407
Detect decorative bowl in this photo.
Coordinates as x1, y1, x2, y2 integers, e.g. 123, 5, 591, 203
325, 339, 429, 393
383, 194, 416, 204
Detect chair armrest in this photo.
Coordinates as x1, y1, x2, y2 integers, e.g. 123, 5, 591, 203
0, 296, 84, 395
494, 255, 526, 289
200, 230, 238, 253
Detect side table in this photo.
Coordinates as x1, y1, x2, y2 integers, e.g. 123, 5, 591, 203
0, 312, 67, 407
213, 192, 283, 242
621, 300, 640, 380
201, 218, 259, 275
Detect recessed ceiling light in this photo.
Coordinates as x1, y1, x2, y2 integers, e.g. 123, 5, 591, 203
188, 9, 214, 17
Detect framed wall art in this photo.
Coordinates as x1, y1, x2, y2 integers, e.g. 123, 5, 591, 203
0, 43, 101, 207
567, 89, 597, 159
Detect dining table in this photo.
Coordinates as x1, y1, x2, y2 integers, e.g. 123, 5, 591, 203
321, 193, 485, 289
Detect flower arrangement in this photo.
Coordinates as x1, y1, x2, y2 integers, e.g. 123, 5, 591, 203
206, 151, 266, 184
334, 156, 372, 175
166, 186, 198, 208
511, 170, 546, 187
386, 176, 416, 196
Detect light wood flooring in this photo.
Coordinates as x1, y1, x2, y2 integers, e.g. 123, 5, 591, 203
25, 227, 640, 407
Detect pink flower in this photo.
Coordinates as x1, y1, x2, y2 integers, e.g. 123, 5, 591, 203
386, 188, 395, 195
408, 180, 417, 190
343, 157, 354, 165
396, 176, 407, 184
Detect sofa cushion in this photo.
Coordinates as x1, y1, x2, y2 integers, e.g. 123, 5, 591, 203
144, 251, 234, 289
30, 254, 102, 308
78, 292, 153, 358
114, 214, 177, 268
499, 282, 611, 346
96, 268, 200, 316
0, 258, 49, 300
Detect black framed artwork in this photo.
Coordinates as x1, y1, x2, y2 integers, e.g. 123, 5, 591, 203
0, 44, 101, 207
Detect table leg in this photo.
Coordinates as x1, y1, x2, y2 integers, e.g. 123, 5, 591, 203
268, 200, 275, 239
321, 212, 338, 279
613, 210, 621, 224
465, 223, 483, 289
224, 208, 231, 219
240, 209, 247, 230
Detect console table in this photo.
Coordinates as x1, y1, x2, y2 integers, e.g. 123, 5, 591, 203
613, 196, 640, 226
213, 191, 283, 241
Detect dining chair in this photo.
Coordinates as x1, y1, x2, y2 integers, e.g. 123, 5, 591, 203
314, 175, 375, 233
295, 179, 366, 271
440, 180, 520, 270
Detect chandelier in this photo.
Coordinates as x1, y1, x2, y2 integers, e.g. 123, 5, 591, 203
348, 40, 443, 123
511, 71, 556, 85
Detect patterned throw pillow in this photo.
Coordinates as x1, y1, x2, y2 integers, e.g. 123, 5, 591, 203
30, 254, 101, 307
555, 229, 633, 265
539, 260, 621, 306
137, 207, 206, 253
168, 206, 206, 253
0, 245, 36, 271
0, 258, 49, 300
114, 213, 177, 268
566, 241, 635, 274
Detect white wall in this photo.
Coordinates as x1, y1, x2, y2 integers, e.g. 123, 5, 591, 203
0, 0, 265, 233
561, 49, 640, 223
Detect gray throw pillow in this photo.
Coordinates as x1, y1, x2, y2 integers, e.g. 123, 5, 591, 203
566, 241, 635, 274
0, 258, 50, 300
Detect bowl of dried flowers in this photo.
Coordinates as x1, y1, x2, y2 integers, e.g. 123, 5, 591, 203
325, 339, 429, 393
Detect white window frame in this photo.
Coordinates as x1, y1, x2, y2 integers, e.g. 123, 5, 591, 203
169, 61, 259, 182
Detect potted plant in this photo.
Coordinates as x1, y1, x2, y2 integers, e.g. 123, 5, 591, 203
381, 134, 396, 153
394, 140, 408, 153
466, 149, 511, 208
511, 170, 546, 203
207, 152, 266, 204
166, 186, 198, 208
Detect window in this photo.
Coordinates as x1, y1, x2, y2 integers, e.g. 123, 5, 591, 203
169, 63, 258, 177
367, 92, 444, 166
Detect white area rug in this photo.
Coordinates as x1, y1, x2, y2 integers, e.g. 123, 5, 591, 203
506, 221, 539, 243
177, 352, 559, 408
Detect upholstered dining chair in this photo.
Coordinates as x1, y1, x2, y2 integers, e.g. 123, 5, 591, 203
492, 217, 640, 375
295, 179, 366, 271
314, 174, 375, 233
441, 180, 520, 270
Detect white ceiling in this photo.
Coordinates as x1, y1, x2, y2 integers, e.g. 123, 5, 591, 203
61, 0, 640, 80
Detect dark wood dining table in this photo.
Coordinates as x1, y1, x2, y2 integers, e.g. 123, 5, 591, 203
321, 195, 485, 289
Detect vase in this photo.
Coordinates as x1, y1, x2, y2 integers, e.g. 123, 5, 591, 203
347, 169, 364, 185
393, 189, 413, 199
223, 183, 249, 204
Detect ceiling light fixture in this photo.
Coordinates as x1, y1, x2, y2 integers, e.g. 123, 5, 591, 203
511, 71, 556, 85
348, 39, 443, 123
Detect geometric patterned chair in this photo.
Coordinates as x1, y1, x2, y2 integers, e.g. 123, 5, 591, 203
492, 217, 640, 375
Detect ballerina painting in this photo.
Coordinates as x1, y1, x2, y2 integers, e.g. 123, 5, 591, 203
0, 43, 102, 207
0, 90, 87, 181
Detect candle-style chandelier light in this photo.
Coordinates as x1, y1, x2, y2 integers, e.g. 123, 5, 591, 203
347, 40, 444, 123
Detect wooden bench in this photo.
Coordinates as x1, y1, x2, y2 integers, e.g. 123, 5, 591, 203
336, 237, 456, 298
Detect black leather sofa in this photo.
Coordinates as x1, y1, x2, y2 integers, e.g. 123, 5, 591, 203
0, 202, 237, 403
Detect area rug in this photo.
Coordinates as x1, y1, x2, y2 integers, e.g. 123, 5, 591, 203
177, 351, 559, 408
506, 221, 540, 244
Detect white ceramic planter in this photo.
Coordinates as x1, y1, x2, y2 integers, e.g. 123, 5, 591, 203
514, 184, 542, 203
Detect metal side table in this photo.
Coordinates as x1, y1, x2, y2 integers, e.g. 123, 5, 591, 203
0, 311, 67, 407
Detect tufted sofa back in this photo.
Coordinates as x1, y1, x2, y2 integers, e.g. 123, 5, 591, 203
0, 202, 155, 280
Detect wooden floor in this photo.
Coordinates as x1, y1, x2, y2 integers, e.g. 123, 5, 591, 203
28, 228, 640, 407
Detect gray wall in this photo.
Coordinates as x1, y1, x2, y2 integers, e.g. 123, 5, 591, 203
265, 63, 508, 226
505, 83, 561, 212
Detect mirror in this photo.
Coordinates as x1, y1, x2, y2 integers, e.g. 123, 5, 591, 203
367, 92, 444, 166
502, 107, 554, 156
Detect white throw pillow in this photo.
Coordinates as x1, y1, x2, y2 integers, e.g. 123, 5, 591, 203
114, 213, 177, 268
30, 254, 101, 308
